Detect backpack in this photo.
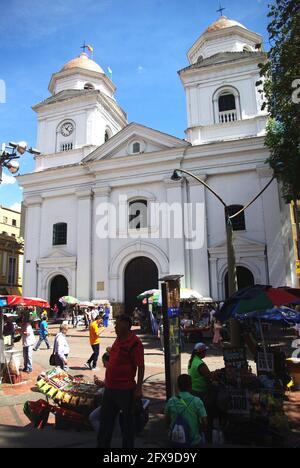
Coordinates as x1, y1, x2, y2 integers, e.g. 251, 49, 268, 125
169, 397, 193, 448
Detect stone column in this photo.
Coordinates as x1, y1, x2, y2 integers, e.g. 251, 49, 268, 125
257, 166, 286, 286
23, 196, 42, 297
164, 179, 186, 285
92, 187, 112, 300
188, 175, 210, 297
76, 188, 93, 300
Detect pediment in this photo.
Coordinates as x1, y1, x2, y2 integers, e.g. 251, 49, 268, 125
82, 122, 189, 163
209, 235, 266, 256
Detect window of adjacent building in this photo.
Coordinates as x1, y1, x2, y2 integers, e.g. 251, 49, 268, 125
61, 143, 73, 152
129, 200, 148, 230
12, 219, 17, 227
8, 257, 16, 285
228, 205, 246, 231
3, 216, 8, 224
53, 223, 67, 246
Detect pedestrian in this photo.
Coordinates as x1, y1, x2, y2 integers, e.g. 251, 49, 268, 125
103, 304, 110, 328
212, 320, 223, 348
52, 303, 59, 321
71, 306, 79, 328
84, 308, 91, 329
53, 324, 70, 371
21, 313, 35, 373
165, 374, 207, 448
97, 314, 145, 449
85, 315, 104, 370
34, 316, 51, 351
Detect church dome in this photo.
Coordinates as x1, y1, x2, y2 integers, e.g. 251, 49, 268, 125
205, 16, 246, 33
61, 53, 105, 74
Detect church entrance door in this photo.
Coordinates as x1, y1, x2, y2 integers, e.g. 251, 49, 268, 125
50, 275, 69, 309
124, 257, 158, 315
224, 266, 255, 299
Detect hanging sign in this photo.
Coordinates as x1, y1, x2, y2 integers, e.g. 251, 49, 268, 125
223, 347, 248, 369
227, 390, 251, 415
256, 351, 274, 374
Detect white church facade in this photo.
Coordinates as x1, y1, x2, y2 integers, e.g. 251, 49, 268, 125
18, 16, 297, 311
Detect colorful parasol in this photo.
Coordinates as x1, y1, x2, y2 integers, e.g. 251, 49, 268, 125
217, 285, 300, 322
236, 306, 300, 324
59, 296, 79, 306
137, 289, 160, 300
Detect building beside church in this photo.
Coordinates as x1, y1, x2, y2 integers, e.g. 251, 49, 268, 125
0, 206, 23, 295
18, 16, 297, 312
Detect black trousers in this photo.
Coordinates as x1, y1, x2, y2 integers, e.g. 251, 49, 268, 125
97, 388, 135, 448
88, 344, 100, 368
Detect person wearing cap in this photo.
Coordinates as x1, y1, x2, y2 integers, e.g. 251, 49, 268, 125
188, 343, 212, 396
188, 343, 215, 442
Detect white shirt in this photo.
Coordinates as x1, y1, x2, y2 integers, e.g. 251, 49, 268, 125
22, 324, 35, 347
54, 333, 70, 361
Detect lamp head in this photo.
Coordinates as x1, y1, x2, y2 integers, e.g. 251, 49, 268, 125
16, 141, 28, 155
9, 141, 27, 155
5, 160, 20, 174
28, 147, 41, 156
171, 170, 183, 182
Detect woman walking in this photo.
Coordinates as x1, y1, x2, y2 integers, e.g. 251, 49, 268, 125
53, 324, 70, 371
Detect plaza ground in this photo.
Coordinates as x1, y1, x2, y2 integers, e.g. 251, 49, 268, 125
0, 323, 299, 448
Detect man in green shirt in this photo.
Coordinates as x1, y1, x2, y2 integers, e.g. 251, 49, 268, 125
165, 374, 207, 447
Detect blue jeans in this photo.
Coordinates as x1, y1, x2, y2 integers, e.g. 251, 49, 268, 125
23, 346, 33, 371
34, 336, 51, 350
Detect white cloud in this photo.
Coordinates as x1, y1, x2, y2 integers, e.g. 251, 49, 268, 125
1, 173, 16, 185
138, 65, 145, 74
10, 202, 21, 212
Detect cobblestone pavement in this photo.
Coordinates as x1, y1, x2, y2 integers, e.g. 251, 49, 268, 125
0, 323, 299, 448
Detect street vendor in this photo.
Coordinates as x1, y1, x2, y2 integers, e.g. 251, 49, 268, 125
188, 343, 212, 398
188, 342, 216, 441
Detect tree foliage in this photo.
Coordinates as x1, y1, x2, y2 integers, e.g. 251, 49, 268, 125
258, 0, 300, 202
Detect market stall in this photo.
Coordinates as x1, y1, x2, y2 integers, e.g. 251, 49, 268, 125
211, 285, 300, 446
34, 367, 103, 429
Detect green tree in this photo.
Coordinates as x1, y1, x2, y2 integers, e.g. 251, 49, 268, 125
258, 0, 300, 258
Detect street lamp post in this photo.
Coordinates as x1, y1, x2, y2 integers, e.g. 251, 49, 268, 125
171, 168, 276, 346
0, 142, 40, 344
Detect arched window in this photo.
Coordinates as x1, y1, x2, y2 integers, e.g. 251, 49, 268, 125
53, 223, 67, 246
84, 83, 95, 90
228, 205, 246, 231
129, 200, 148, 230
225, 266, 254, 298
104, 127, 112, 142
213, 87, 241, 124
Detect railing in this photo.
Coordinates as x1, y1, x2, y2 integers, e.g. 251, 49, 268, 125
219, 110, 238, 124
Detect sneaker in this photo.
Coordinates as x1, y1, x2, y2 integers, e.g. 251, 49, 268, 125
33, 348, 37, 352
85, 362, 92, 370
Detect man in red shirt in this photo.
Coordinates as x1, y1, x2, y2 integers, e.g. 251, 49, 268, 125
97, 315, 145, 448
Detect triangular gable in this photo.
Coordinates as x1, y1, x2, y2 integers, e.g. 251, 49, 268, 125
82, 122, 189, 163
209, 235, 266, 257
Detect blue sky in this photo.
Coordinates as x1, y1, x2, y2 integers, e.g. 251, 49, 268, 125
0, 0, 270, 210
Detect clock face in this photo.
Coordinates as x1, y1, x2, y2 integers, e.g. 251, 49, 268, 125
60, 122, 74, 137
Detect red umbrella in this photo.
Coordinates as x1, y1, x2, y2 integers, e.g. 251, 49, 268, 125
2, 295, 50, 308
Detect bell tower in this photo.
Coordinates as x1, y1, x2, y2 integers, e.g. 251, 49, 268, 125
178, 17, 267, 146
33, 51, 127, 171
